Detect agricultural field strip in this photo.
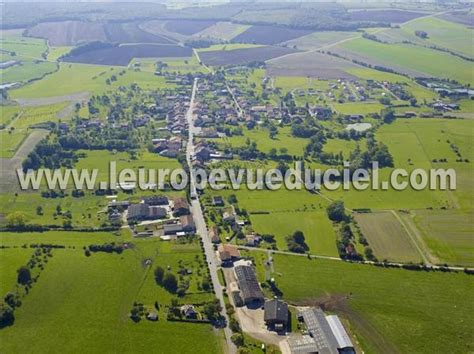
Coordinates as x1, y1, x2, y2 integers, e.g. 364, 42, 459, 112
386, 210, 430, 265
266, 9, 451, 64
238, 244, 472, 271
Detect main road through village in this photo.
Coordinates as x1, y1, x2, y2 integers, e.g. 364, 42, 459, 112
186, 78, 237, 354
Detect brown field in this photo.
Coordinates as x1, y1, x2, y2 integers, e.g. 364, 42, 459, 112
199, 46, 297, 66
163, 19, 216, 36
104, 22, 173, 44
355, 211, 422, 263
26, 21, 106, 46
267, 51, 358, 79
63, 44, 192, 66
348, 9, 426, 23
194, 21, 250, 41
232, 25, 311, 45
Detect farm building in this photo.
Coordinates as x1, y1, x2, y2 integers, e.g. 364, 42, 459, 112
264, 299, 289, 331
180, 214, 196, 233
326, 315, 355, 353
218, 244, 240, 263
142, 195, 169, 206
172, 197, 190, 216
127, 203, 150, 221
164, 223, 184, 236
234, 264, 264, 306
299, 308, 355, 354
148, 206, 167, 219
287, 334, 319, 354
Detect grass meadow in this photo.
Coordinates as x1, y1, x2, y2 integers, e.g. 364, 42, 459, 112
268, 254, 474, 354
0, 233, 222, 353
10, 63, 172, 98
354, 211, 421, 263
339, 38, 474, 85
210, 126, 307, 156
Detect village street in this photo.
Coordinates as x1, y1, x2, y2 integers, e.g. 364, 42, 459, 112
186, 78, 237, 354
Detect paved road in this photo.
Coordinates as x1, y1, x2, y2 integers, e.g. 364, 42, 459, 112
186, 78, 237, 354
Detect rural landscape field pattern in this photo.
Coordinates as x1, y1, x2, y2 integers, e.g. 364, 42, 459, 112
0, 1, 473, 354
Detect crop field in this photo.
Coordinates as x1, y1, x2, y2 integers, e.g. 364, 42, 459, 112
333, 102, 384, 115
0, 234, 221, 353
345, 67, 411, 83
0, 130, 28, 158
194, 21, 250, 40
0, 105, 21, 126
164, 20, 216, 35
348, 9, 426, 22
268, 255, 474, 354
267, 51, 358, 79
105, 22, 174, 44
335, 38, 474, 85
47, 47, 72, 61
10, 63, 171, 98
0, 36, 47, 58
232, 25, 311, 45
354, 211, 421, 263
401, 17, 474, 58
26, 21, 107, 46
250, 211, 339, 256
63, 44, 192, 66
1, 60, 57, 84
199, 46, 297, 66
10, 102, 69, 129
283, 31, 360, 50
413, 209, 474, 267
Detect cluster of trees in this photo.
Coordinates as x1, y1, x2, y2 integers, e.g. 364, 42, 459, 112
154, 266, 178, 293
87, 243, 124, 254
349, 136, 393, 170
286, 230, 309, 253
61, 41, 115, 59
58, 126, 140, 151
336, 222, 362, 261
22, 140, 78, 171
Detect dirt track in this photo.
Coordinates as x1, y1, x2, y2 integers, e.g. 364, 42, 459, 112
14, 92, 90, 107
0, 129, 49, 193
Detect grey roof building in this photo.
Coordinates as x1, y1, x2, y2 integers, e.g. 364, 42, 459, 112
163, 223, 184, 235
127, 203, 150, 221
301, 308, 339, 354
264, 299, 289, 330
234, 265, 264, 305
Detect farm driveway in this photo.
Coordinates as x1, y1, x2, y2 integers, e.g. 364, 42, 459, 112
0, 129, 49, 193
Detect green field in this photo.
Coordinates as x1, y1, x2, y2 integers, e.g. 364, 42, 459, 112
339, 38, 474, 85
0, 233, 222, 353
267, 254, 474, 353
413, 209, 474, 267
11, 63, 171, 98
250, 210, 338, 256
401, 17, 474, 58
210, 126, 307, 157
354, 211, 421, 263
333, 102, 384, 115
0, 150, 183, 227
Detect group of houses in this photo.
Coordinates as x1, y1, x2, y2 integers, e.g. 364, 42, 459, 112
107, 196, 195, 237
